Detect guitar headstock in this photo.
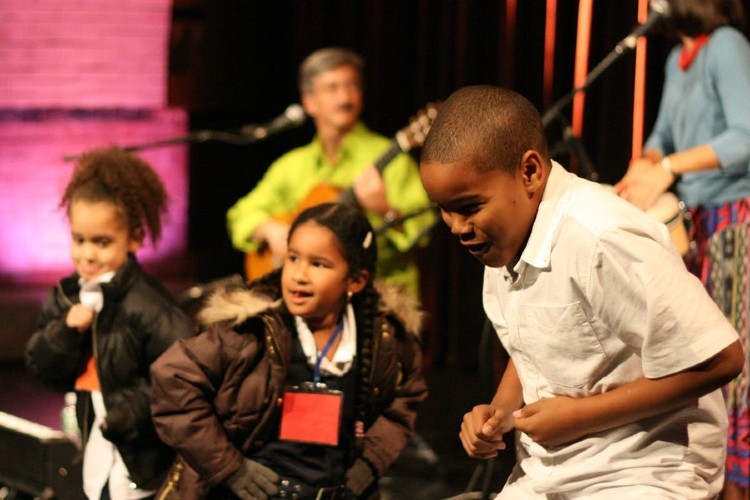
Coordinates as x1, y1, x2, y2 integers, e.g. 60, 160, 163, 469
394, 102, 441, 153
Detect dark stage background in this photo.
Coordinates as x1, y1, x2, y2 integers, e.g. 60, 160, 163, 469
4, 3, 750, 498
171, 0, 749, 370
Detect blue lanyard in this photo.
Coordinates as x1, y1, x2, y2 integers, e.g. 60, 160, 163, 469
312, 321, 344, 385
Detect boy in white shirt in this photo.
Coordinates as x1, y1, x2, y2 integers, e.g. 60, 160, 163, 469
419, 85, 744, 498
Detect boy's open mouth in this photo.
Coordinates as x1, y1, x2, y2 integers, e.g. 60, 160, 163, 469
464, 242, 490, 255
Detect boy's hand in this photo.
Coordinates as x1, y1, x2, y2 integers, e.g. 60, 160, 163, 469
513, 396, 585, 447
459, 404, 514, 458
66, 304, 94, 332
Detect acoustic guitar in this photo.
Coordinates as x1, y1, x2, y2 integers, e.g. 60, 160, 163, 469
244, 103, 441, 281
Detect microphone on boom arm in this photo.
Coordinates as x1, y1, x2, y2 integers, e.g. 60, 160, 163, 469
240, 104, 307, 141
614, 0, 671, 54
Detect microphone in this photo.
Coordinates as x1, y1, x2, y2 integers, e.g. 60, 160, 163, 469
240, 104, 307, 140
616, 0, 671, 52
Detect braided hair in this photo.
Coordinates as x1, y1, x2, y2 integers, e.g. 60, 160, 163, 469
60, 146, 168, 246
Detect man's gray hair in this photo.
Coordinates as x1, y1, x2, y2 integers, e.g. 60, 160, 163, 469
298, 47, 364, 95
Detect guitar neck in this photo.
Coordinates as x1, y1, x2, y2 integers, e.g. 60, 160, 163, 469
338, 139, 403, 206
373, 139, 403, 175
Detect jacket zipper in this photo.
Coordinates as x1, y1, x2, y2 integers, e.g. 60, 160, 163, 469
262, 315, 287, 370
57, 282, 74, 308
57, 283, 94, 452
369, 320, 381, 395
57, 284, 91, 449
81, 312, 100, 452
157, 462, 183, 500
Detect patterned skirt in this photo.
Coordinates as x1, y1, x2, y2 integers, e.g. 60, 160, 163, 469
686, 199, 750, 488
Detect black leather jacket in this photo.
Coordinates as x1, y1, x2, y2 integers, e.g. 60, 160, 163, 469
25, 256, 196, 488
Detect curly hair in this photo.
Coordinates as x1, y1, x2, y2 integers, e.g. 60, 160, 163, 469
60, 146, 168, 246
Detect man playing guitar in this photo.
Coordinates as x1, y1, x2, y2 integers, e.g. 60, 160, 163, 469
227, 47, 436, 298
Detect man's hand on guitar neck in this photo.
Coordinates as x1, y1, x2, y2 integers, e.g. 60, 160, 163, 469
253, 220, 289, 261
353, 164, 398, 219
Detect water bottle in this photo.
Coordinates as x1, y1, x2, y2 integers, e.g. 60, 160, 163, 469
60, 392, 80, 448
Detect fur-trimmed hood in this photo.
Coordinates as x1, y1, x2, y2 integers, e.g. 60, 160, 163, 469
198, 279, 423, 337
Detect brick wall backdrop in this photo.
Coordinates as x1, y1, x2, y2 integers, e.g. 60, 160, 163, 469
0, 109, 189, 283
0, 0, 172, 108
0, 0, 190, 286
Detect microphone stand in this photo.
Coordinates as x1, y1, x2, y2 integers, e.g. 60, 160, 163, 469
375, 203, 441, 253
542, 26, 642, 181
62, 126, 293, 162
547, 114, 598, 181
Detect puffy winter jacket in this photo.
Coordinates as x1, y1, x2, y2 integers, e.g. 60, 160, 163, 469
150, 281, 428, 498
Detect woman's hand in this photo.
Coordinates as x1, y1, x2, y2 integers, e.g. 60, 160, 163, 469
614, 158, 674, 211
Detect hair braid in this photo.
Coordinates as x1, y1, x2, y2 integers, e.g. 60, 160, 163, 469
283, 202, 379, 458
351, 281, 380, 454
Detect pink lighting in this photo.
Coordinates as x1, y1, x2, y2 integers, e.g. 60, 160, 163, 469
0, 109, 189, 285
0, 0, 188, 286
0, 0, 172, 108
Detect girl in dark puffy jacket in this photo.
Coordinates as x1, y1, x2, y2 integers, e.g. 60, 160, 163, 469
150, 202, 428, 499
25, 147, 195, 500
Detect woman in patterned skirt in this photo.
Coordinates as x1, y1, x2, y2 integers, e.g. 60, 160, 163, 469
615, 1, 750, 498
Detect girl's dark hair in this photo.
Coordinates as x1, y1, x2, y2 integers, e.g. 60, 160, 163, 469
60, 146, 168, 245
666, 0, 746, 37
250, 203, 381, 456
288, 202, 378, 279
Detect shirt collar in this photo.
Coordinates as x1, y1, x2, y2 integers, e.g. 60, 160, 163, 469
310, 122, 367, 166
78, 271, 116, 287
295, 303, 357, 377
78, 271, 116, 313
514, 160, 575, 274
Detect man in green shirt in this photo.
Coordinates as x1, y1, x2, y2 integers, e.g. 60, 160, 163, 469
227, 47, 435, 298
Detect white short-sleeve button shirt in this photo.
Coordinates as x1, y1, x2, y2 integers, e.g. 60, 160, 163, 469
484, 162, 737, 498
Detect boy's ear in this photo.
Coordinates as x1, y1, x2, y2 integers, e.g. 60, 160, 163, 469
520, 150, 547, 194
348, 269, 370, 296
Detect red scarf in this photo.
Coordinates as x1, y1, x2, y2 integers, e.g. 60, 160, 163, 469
679, 34, 710, 70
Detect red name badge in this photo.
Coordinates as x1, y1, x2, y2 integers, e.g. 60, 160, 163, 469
279, 386, 343, 446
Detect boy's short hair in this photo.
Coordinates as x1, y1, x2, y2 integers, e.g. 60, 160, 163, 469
422, 85, 548, 175
298, 47, 364, 95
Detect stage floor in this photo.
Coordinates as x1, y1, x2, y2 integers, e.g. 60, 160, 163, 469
0, 359, 513, 499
